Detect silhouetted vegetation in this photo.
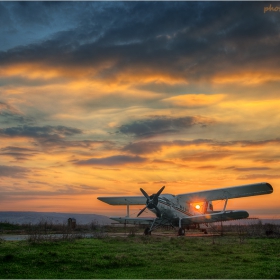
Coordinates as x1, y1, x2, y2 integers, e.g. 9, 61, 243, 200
209, 220, 280, 239
1, 219, 280, 240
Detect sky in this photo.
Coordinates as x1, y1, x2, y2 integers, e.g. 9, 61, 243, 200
0, 1, 280, 218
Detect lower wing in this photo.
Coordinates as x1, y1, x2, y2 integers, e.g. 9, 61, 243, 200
181, 210, 249, 225
109, 211, 249, 226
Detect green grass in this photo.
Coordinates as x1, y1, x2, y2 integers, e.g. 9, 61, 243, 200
1, 236, 280, 278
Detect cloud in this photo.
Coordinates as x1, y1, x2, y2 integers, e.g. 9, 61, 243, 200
53, 184, 103, 195
235, 139, 280, 147
0, 140, 114, 162
122, 138, 280, 157
123, 139, 215, 155
234, 167, 271, 172
0, 102, 20, 115
123, 141, 163, 155
0, 146, 38, 161
196, 165, 217, 170
0, 165, 29, 178
1, 2, 279, 88
0, 125, 82, 142
182, 151, 232, 162
117, 116, 214, 138
162, 94, 226, 108
75, 155, 147, 166
0, 125, 97, 153
0, 184, 103, 200
0, 101, 31, 124
212, 72, 280, 86
237, 174, 280, 180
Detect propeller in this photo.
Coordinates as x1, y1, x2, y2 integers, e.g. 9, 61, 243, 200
137, 186, 165, 218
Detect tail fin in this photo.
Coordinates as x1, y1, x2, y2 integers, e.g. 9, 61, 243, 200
206, 201, 213, 213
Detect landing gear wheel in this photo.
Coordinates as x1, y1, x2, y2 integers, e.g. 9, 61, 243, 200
144, 227, 151, 235
178, 227, 185, 236
202, 229, 208, 234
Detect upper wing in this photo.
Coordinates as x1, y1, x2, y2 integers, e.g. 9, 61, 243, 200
177, 182, 273, 203
181, 210, 249, 225
97, 196, 146, 205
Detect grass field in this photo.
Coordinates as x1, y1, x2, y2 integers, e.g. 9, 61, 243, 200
1, 235, 280, 279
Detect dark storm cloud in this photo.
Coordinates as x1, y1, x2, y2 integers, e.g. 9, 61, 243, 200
0, 165, 29, 178
118, 116, 214, 138
75, 155, 147, 166
1, 2, 279, 84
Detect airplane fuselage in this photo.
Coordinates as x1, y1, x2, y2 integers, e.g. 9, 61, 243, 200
149, 194, 199, 221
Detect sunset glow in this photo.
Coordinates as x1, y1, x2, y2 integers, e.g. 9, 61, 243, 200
0, 2, 279, 218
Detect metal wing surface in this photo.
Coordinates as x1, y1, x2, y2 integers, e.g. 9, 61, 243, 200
177, 182, 273, 203
181, 210, 249, 225
109, 216, 154, 225
97, 196, 146, 205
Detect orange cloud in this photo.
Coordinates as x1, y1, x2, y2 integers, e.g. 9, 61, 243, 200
0, 60, 187, 90
212, 71, 280, 85
162, 94, 226, 108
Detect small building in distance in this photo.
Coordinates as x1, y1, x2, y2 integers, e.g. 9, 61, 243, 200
68, 217, 76, 229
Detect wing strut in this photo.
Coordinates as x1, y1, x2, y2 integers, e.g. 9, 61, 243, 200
126, 204, 130, 217
223, 198, 228, 212
147, 218, 159, 234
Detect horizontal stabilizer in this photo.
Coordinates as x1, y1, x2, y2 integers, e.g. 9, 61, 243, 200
109, 216, 154, 225
97, 196, 146, 205
181, 210, 249, 225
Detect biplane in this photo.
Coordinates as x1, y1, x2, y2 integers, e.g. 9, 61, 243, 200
98, 182, 273, 235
